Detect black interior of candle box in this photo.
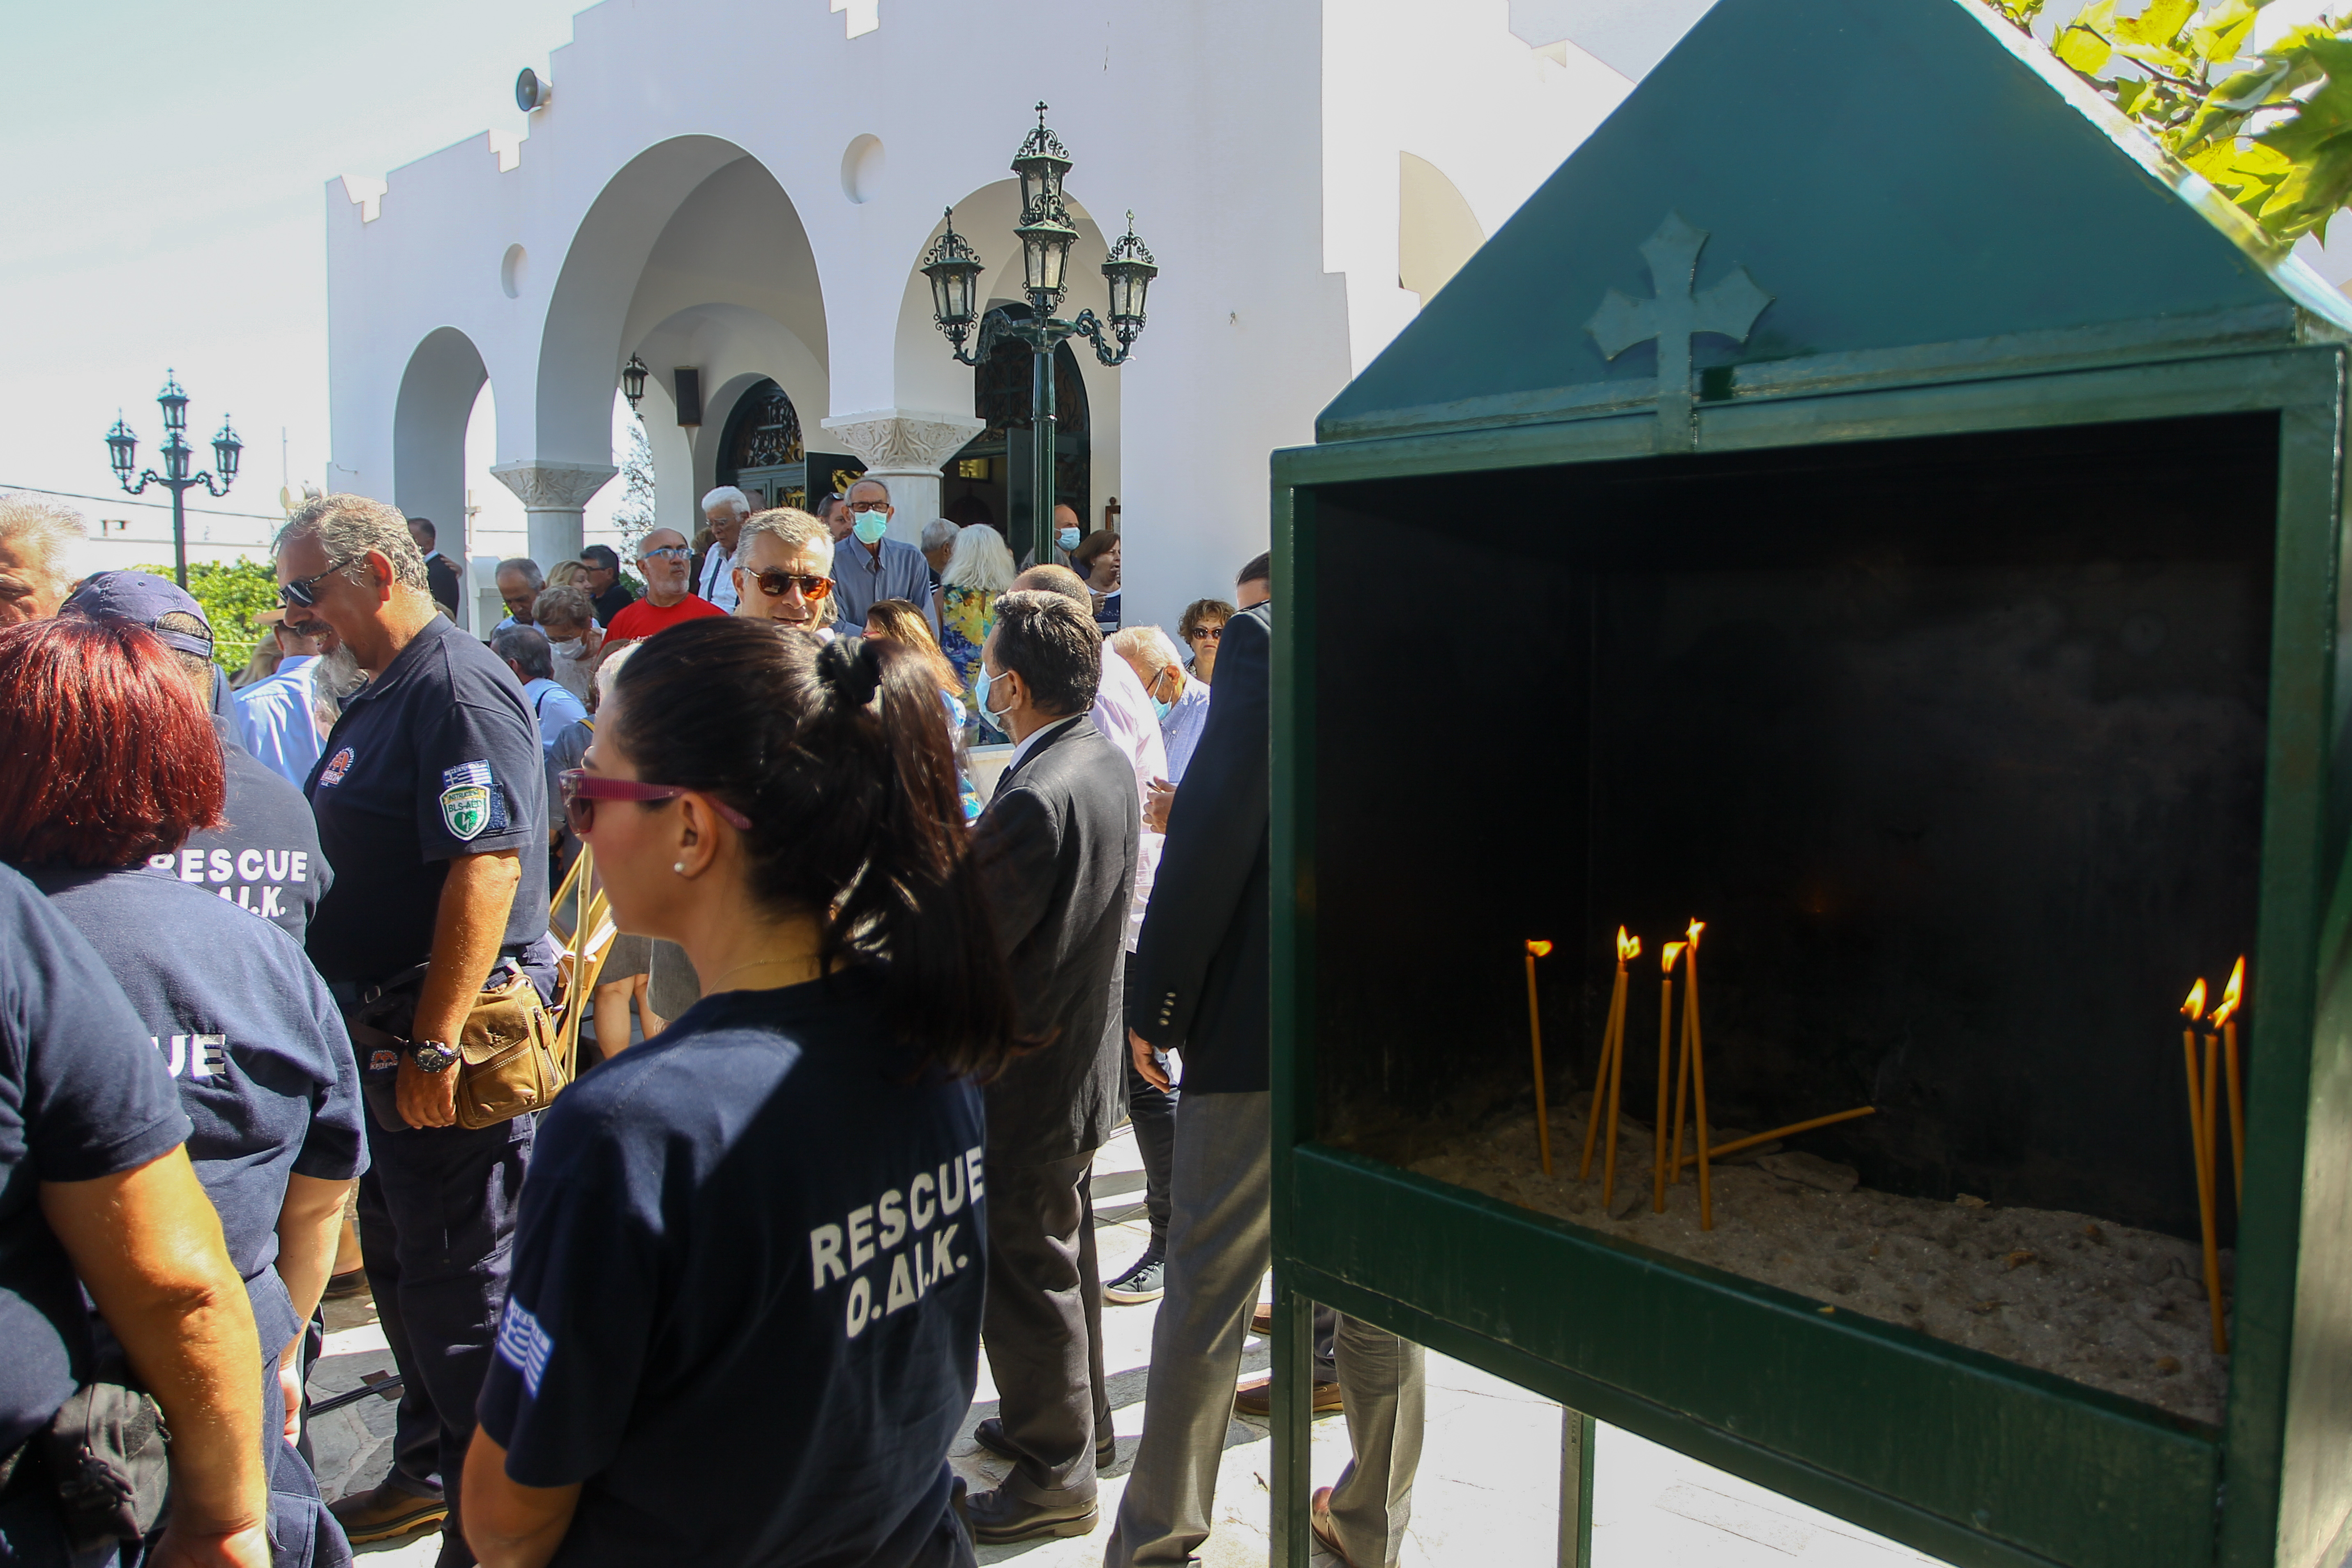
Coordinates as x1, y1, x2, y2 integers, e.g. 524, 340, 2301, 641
1307, 412, 2275, 1243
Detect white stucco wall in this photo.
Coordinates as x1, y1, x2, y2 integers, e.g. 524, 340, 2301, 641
327, 0, 1648, 639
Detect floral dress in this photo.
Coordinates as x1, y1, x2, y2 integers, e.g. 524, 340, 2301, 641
940, 586, 1003, 743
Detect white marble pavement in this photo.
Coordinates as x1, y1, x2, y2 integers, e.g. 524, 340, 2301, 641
309, 1125, 1953, 1567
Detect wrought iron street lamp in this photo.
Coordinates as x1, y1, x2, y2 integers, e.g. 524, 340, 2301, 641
621, 354, 650, 412
921, 104, 1158, 567
104, 371, 240, 588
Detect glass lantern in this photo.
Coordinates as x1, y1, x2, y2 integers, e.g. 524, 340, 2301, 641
157, 370, 188, 433
106, 415, 137, 479
212, 419, 242, 482
1103, 212, 1160, 348
1011, 103, 1073, 219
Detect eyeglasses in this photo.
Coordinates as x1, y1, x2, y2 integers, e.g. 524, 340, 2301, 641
279, 558, 358, 609
639, 546, 689, 562
558, 769, 752, 836
752, 570, 833, 600
848, 500, 889, 513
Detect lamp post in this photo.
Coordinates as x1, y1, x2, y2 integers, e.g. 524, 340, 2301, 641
922, 104, 1158, 569
104, 370, 242, 589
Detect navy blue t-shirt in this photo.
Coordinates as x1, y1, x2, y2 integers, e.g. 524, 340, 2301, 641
0, 864, 191, 1452
304, 616, 550, 985
29, 866, 365, 1299
478, 972, 984, 1568
143, 717, 331, 944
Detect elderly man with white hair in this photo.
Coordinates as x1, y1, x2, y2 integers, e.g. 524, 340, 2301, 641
0, 492, 88, 625
696, 485, 752, 613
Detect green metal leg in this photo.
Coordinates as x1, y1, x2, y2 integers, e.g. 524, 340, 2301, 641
1273, 1284, 1314, 1568
1560, 1406, 1596, 1568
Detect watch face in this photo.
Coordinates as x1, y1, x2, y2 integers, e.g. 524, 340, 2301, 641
413, 1042, 460, 1073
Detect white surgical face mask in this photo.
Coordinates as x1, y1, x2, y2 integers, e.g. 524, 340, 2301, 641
1057, 527, 1081, 552
853, 514, 890, 546
549, 636, 583, 660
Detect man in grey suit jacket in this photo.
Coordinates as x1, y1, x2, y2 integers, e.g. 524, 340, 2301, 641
1105, 599, 1426, 1568
962, 590, 1141, 1545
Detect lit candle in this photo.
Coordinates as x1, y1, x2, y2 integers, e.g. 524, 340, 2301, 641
1686, 920, 1713, 1230
1525, 939, 1555, 1176
2181, 979, 2227, 1355
2215, 956, 2246, 1216
1602, 928, 1641, 1207
1655, 942, 1685, 1214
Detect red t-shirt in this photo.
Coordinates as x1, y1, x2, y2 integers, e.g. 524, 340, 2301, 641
604, 594, 727, 643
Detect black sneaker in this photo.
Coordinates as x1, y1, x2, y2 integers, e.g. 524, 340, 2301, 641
1105, 1252, 1165, 1304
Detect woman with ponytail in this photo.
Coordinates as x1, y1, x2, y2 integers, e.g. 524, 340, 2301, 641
463, 619, 1016, 1568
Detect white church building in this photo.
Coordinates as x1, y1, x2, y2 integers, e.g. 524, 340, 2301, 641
324, 0, 1723, 635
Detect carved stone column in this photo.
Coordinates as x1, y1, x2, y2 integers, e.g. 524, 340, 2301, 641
488, 460, 619, 566
819, 410, 986, 544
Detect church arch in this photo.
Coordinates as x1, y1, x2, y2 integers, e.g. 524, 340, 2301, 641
537, 137, 826, 493
393, 326, 490, 582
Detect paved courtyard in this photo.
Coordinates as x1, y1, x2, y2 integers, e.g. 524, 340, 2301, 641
309, 1127, 1951, 1567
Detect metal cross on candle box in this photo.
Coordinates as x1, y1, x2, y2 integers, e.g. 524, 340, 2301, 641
1264, 2, 2352, 1566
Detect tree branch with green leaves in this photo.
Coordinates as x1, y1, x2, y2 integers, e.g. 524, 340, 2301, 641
1983, 0, 2352, 245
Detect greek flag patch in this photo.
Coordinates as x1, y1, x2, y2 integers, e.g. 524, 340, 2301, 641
494, 1298, 553, 1396
438, 761, 507, 842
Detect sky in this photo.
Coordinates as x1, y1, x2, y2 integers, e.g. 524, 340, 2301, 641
0, 0, 609, 571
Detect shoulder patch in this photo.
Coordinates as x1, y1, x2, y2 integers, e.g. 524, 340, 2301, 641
439, 760, 505, 841
318, 748, 354, 787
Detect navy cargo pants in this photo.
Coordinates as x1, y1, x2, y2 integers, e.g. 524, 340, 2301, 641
357, 1107, 533, 1568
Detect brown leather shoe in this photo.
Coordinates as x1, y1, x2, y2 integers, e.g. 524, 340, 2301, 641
327, 1484, 446, 1544
1233, 1372, 1342, 1417
1311, 1486, 1360, 1567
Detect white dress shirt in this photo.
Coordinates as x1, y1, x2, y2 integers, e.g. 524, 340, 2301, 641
699, 540, 740, 613
1089, 645, 1168, 954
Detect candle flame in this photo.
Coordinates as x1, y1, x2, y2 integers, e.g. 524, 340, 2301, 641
1662, 941, 1686, 973
1686, 919, 1706, 951
2181, 979, 2207, 1022
1525, 939, 1553, 958
1616, 926, 1641, 963
2212, 956, 2246, 1029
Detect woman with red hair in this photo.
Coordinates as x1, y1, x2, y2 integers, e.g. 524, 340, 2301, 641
0, 617, 367, 1568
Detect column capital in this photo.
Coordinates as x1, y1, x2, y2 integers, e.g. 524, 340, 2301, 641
489, 460, 618, 511
819, 409, 985, 476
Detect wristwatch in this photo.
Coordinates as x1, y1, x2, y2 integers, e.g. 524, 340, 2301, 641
410, 1040, 460, 1073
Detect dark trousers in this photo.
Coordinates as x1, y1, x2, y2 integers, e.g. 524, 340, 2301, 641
358, 1107, 534, 1568
981, 1150, 1114, 1504
1120, 964, 1178, 1255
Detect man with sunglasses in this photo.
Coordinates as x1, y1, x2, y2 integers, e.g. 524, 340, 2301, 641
274, 495, 555, 1567
731, 509, 838, 634
603, 527, 726, 645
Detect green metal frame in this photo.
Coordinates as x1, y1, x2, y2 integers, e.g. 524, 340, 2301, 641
1268, 335, 2351, 1568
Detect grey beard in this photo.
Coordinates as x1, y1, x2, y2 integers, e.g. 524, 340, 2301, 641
315, 642, 368, 702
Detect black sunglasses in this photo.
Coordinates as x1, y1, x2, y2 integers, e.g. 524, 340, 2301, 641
280, 558, 357, 609
752, 570, 833, 601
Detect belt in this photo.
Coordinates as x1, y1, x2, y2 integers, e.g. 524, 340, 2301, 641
350, 941, 548, 1008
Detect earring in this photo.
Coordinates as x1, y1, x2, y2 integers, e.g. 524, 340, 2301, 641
673, 861, 688, 875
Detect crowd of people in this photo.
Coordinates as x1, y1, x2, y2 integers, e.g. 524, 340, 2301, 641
0, 482, 1423, 1568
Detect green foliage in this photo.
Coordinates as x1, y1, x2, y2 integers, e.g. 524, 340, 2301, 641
134, 558, 279, 673
612, 415, 658, 556
1983, 0, 2352, 245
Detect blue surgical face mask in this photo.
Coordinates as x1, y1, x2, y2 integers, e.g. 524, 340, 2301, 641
1057, 527, 1081, 552
853, 513, 889, 546
974, 666, 1014, 724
